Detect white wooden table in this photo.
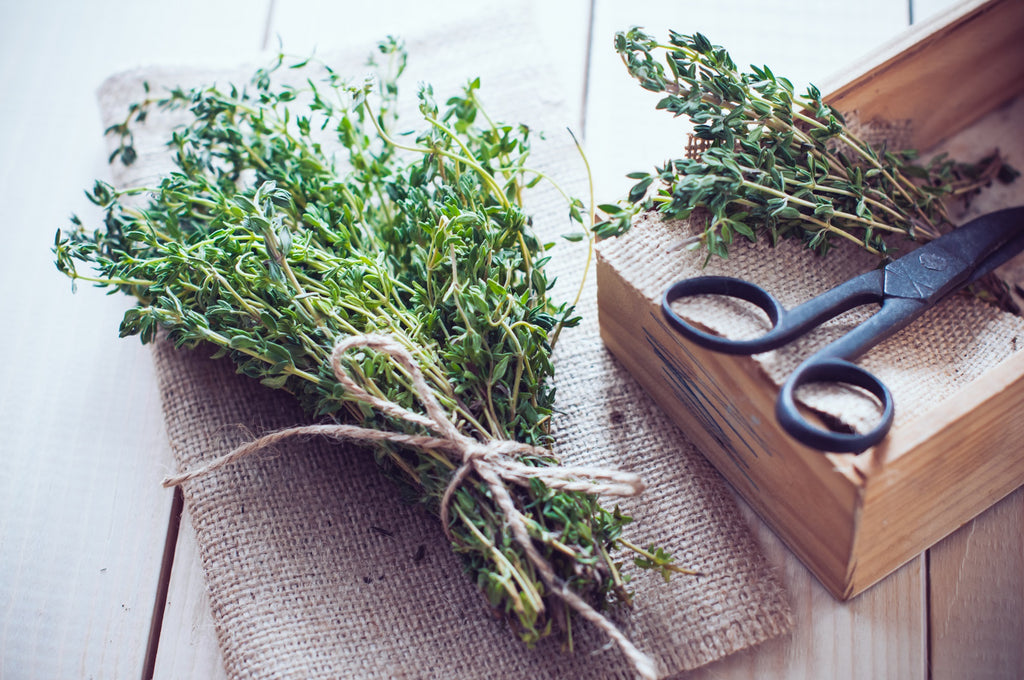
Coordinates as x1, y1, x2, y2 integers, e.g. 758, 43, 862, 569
1, 1, 1020, 678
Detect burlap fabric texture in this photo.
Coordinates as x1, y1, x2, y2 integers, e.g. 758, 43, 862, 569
598, 208, 1024, 438
97, 9, 794, 679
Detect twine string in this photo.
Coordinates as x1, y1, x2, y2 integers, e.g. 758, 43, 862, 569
161, 333, 658, 680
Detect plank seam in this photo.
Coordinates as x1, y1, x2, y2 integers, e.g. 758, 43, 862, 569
924, 548, 933, 680
140, 488, 184, 680
580, 0, 596, 140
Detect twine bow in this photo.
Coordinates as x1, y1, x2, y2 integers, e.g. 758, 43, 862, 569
163, 333, 659, 680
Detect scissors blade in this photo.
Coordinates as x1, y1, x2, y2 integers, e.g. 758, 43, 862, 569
883, 206, 1024, 303
966, 209, 1024, 284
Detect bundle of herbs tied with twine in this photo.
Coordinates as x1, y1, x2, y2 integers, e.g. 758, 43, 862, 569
54, 40, 693, 679
599, 29, 1018, 267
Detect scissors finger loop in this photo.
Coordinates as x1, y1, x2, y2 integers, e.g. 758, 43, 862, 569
662, 276, 785, 354
776, 358, 894, 453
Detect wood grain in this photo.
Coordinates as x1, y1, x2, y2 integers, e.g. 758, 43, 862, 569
6, 0, 1021, 678
929, 487, 1024, 680
687, 502, 925, 680
152, 507, 227, 680
0, 1, 268, 678
823, 0, 1024, 151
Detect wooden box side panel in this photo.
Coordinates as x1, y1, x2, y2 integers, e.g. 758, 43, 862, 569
851, 350, 1024, 594
596, 253, 864, 598
823, 0, 1024, 151
820, 0, 1024, 594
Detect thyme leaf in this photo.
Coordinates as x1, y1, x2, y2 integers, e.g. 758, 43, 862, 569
601, 28, 1018, 260
55, 39, 686, 664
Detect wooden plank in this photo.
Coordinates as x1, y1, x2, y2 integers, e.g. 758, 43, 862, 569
928, 487, 1024, 680
151, 503, 227, 679
0, 1, 268, 678
688, 502, 925, 680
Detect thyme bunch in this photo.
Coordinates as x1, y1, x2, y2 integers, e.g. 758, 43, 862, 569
55, 40, 686, 666
599, 29, 1017, 260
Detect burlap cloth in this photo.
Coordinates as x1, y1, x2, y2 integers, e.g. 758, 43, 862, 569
598, 203, 1024, 439
96, 9, 795, 679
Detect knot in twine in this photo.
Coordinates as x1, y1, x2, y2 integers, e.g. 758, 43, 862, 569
162, 333, 659, 680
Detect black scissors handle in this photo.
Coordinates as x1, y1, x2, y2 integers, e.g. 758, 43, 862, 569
662, 273, 884, 355
662, 271, 905, 453
775, 357, 893, 452
662, 207, 1024, 453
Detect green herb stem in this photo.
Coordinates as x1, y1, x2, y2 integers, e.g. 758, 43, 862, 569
737, 181, 905, 234
607, 28, 1016, 259
362, 98, 511, 209
55, 44, 684, 660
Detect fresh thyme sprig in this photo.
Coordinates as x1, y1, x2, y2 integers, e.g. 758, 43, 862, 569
598, 29, 1018, 260
55, 39, 688, 664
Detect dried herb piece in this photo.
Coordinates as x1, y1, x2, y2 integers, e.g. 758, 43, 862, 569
598, 29, 1018, 261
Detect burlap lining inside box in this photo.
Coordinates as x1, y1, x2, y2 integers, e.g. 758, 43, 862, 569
96, 8, 793, 680
601, 208, 1024, 437
658, 99, 1024, 437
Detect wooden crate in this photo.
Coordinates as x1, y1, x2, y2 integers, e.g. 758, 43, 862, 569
596, 0, 1024, 600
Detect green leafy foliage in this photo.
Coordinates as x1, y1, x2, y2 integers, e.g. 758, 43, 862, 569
600, 28, 1018, 260
54, 40, 680, 649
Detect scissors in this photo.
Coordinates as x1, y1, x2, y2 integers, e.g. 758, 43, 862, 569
661, 206, 1024, 453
